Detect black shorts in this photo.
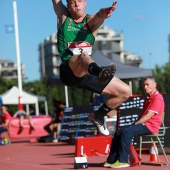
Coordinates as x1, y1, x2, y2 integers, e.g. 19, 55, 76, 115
53, 117, 61, 124
16, 112, 27, 118
59, 61, 111, 94
0, 126, 7, 133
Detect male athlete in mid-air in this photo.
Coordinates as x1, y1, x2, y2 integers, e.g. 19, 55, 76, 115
51, 0, 131, 136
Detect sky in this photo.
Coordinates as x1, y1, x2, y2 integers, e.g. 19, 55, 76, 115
0, 0, 170, 82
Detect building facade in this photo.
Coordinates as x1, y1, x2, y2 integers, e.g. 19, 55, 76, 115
0, 59, 25, 81
38, 25, 142, 81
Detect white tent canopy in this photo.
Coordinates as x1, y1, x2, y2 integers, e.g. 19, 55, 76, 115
1, 86, 48, 115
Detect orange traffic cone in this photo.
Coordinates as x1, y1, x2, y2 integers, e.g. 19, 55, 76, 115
150, 143, 158, 162
141, 143, 164, 166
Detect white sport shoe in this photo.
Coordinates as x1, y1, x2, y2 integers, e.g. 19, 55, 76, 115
88, 113, 109, 136
52, 139, 58, 143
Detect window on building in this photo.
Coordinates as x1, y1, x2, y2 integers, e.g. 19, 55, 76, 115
45, 45, 52, 56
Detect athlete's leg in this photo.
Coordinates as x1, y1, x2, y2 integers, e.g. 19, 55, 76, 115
68, 53, 94, 77
19, 115, 24, 127
89, 77, 131, 136
103, 76, 131, 109
17, 115, 24, 134
27, 115, 35, 133
68, 52, 116, 84
68, 53, 129, 136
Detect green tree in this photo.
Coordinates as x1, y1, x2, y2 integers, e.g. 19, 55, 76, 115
0, 76, 17, 94
153, 63, 170, 94
163, 63, 170, 93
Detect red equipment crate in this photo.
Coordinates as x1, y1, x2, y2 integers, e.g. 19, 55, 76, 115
75, 136, 112, 157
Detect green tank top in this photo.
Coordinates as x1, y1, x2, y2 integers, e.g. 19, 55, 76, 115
57, 15, 95, 62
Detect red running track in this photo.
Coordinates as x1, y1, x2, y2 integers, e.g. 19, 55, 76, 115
0, 141, 169, 170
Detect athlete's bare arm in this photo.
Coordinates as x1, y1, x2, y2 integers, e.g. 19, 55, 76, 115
88, 1, 117, 37
52, 0, 69, 28
52, 0, 117, 34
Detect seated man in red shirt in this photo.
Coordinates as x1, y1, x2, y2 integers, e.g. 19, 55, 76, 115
104, 76, 165, 168
0, 105, 12, 145
0, 105, 12, 132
